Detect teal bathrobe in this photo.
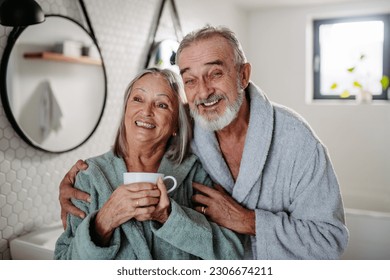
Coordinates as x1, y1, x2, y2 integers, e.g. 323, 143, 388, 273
54, 151, 244, 260
191, 82, 349, 260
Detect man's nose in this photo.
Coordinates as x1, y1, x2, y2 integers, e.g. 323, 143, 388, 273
198, 78, 215, 99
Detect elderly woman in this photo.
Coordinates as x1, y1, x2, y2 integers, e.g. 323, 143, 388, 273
54, 68, 244, 260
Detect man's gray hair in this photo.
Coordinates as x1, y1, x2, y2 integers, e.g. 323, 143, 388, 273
113, 68, 192, 165
176, 25, 247, 67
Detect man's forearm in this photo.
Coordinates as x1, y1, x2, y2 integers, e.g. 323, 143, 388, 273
233, 209, 256, 236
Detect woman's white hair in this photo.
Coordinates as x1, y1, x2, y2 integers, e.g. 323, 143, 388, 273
113, 68, 192, 165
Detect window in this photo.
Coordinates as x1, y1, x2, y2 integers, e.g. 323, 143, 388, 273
313, 14, 390, 100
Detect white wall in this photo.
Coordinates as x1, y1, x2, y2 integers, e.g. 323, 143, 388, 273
176, 0, 249, 49
247, 0, 390, 210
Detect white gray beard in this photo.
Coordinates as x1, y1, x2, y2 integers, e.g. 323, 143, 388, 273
191, 88, 244, 132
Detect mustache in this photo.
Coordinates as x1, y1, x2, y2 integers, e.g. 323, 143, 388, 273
194, 94, 226, 106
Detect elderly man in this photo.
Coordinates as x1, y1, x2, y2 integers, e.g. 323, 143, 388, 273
59, 26, 348, 259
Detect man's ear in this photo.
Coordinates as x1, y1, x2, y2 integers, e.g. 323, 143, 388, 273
240, 62, 251, 89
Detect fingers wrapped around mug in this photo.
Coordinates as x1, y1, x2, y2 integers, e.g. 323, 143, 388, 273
148, 177, 171, 223
98, 183, 160, 227
125, 182, 161, 209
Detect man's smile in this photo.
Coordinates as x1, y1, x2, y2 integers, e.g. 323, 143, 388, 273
196, 95, 225, 109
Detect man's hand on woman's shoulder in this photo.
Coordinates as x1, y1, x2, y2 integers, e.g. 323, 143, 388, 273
59, 159, 90, 229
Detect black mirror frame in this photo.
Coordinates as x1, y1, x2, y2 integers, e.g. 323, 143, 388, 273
0, 14, 107, 153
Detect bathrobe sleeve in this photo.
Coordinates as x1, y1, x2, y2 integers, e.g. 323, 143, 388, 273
151, 200, 245, 259
150, 161, 245, 259
254, 143, 349, 259
54, 170, 125, 260
54, 211, 125, 259
54, 164, 148, 260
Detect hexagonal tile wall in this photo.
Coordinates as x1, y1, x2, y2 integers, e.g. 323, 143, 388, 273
0, 0, 158, 259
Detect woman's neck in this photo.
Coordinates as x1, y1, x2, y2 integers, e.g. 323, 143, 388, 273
125, 141, 166, 172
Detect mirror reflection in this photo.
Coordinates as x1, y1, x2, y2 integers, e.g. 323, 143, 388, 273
1, 15, 106, 153
147, 39, 180, 73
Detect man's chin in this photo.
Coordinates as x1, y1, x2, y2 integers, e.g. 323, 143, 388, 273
193, 113, 233, 132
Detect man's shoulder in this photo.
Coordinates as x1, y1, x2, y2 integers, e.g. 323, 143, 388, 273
273, 103, 309, 127
272, 102, 322, 145
247, 83, 318, 141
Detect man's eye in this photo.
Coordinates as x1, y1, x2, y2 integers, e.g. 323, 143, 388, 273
184, 79, 194, 85
211, 71, 222, 78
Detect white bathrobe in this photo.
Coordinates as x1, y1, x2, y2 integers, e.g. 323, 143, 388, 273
191, 82, 349, 259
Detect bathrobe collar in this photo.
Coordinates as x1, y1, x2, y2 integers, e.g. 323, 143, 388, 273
157, 153, 198, 190
192, 82, 274, 204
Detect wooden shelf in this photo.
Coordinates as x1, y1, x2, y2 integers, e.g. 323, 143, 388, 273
23, 52, 102, 66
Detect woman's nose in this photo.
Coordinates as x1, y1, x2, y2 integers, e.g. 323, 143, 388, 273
141, 103, 154, 116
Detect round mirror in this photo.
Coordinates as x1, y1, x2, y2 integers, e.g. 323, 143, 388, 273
147, 39, 180, 73
0, 15, 107, 153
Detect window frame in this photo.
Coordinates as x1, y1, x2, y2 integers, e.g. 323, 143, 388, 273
313, 13, 390, 100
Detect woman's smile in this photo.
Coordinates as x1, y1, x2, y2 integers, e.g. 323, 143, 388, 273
135, 120, 156, 129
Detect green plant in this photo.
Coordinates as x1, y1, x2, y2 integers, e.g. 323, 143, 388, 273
330, 54, 389, 99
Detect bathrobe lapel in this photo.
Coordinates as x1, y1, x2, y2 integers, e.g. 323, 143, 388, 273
111, 156, 153, 259
158, 154, 197, 190
192, 83, 274, 209
192, 125, 235, 193
116, 154, 199, 259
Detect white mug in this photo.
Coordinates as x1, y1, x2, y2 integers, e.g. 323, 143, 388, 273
123, 172, 178, 193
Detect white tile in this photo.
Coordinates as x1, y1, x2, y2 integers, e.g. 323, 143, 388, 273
0, 217, 7, 231
1, 204, 12, 218
0, 160, 10, 173
2, 226, 13, 240
6, 170, 16, 182
1, 183, 11, 196
12, 201, 23, 214
7, 213, 18, 227
6, 192, 17, 205
0, 139, 9, 150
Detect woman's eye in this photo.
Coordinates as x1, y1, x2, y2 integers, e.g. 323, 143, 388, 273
157, 103, 168, 109
133, 96, 142, 102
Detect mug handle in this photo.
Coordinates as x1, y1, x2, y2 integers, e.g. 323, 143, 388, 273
163, 176, 177, 193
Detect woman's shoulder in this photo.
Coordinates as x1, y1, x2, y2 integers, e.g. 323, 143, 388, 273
75, 150, 124, 192
78, 150, 124, 181
84, 150, 119, 170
